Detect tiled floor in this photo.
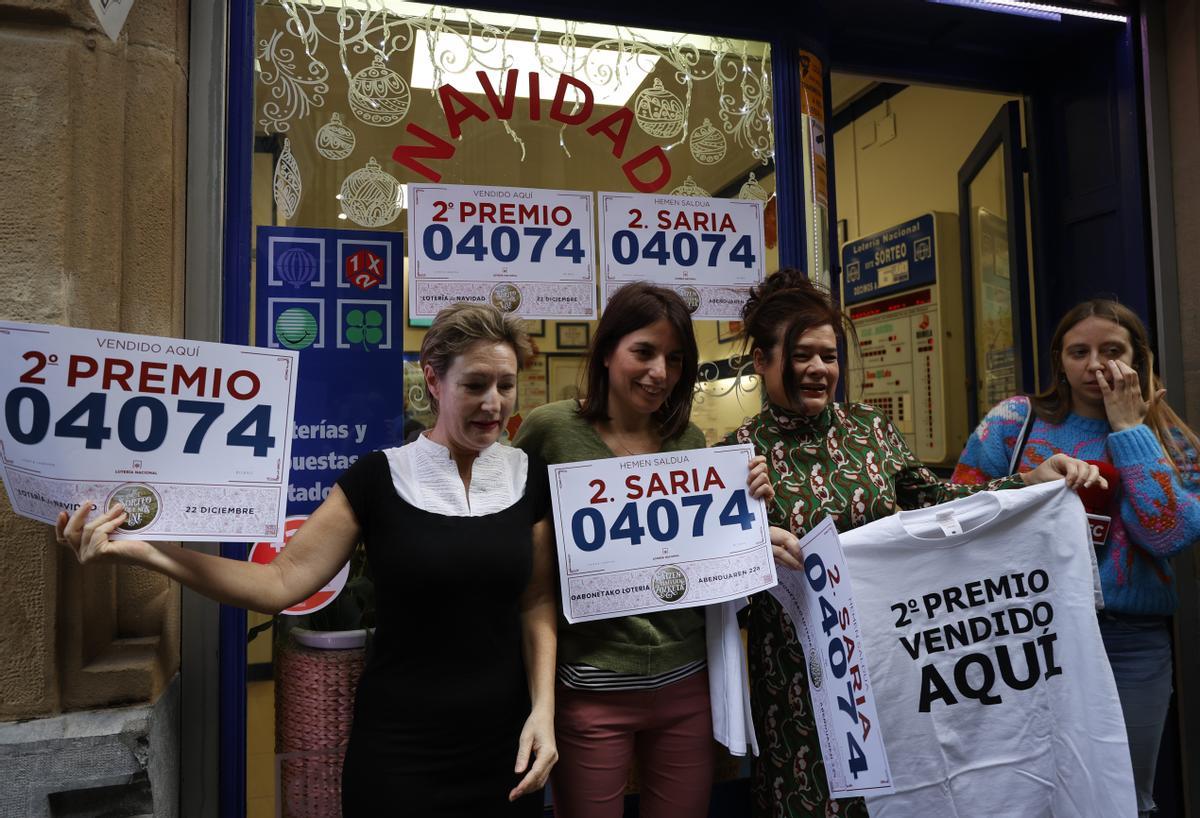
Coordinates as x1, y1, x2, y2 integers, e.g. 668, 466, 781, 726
247, 680, 276, 818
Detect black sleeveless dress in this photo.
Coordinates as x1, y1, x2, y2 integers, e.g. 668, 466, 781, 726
337, 450, 549, 817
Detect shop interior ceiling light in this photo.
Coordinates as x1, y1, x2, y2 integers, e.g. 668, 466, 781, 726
260, 1, 775, 163
927, 0, 1128, 22
409, 29, 659, 107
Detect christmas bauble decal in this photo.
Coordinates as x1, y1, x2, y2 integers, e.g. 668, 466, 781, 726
339, 157, 403, 227
634, 78, 686, 139
737, 172, 769, 202
316, 113, 356, 160
272, 138, 302, 221
670, 175, 709, 197
348, 54, 411, 127
689, 118, 726, 165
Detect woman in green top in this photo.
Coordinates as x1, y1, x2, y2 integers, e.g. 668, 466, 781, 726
514, 281, 780, 818
725, 269, 1102, 818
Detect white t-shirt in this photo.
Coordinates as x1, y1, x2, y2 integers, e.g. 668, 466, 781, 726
838, 481, 1135, 818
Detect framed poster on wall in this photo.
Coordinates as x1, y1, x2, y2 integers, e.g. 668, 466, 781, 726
518, 354, 549, 414
546, 353, 585, 404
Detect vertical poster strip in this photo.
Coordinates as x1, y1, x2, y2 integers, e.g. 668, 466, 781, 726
255, 226, 406, 516
799, 50, 828, 209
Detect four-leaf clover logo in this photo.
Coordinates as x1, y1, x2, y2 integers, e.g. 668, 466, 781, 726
345, 309, 384, 350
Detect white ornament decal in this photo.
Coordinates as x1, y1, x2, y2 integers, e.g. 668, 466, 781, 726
273, 138, 302, 221
339, 157, 404, 227
257, 29, 329, 134
670, 176, 710, 197
316, 113, 356, 160
737, 172, 769, 202
634, 78, 686, 139
689, 118, 727, 165
349, 54, 411, 128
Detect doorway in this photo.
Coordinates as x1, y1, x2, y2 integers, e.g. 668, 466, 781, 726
831, 78, 1030, 468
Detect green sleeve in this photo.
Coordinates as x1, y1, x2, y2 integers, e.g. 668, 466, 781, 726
511, 405, 545, 459
885, 414, 1023, 509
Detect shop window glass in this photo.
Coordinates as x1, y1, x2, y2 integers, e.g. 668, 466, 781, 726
245, 3, 775, 814
251, 1, 776, 434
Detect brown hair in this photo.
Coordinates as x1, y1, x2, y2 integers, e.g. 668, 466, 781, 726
578, 282, 699, 440
738, 268, 858, 404
419, 302, 533, 413
1031, 298, 1199, 474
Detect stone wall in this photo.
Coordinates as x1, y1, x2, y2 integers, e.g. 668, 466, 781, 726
0, 0, 187, 717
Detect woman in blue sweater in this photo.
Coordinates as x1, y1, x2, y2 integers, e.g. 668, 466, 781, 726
953, 298, 1200, 817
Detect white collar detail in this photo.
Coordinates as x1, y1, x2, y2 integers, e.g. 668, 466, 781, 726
383, 433, 528, 516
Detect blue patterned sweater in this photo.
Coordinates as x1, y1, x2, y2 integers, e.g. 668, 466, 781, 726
952, 396, 1200, 615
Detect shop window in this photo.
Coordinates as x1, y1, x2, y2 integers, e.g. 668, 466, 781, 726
244, 4, 776, 814
250, 1, 776, 432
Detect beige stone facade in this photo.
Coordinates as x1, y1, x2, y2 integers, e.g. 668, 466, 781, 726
0, 0, 187, 720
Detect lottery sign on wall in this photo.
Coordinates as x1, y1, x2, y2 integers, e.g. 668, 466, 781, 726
548, 444, 777, 623
598, 191, 765, 319
0, 321, 297, 542
841, 214, 937, 305
255, 226, 406, 517
770, 516, 894, 798
408, 183, 597, 319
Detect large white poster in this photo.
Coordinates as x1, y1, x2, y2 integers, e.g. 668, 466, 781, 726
548, 444, 776, 623
408, 183, 597, 319
0, 321, 298, 542
598, 191, 765, 318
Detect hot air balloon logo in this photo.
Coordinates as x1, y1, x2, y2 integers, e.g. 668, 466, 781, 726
275, 246, 319, 288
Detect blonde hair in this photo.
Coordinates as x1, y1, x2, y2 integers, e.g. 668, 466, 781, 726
1031, 298, 1200, 476
419, 303, 532, 413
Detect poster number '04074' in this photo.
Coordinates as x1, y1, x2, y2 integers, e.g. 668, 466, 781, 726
0, 321, 297, 542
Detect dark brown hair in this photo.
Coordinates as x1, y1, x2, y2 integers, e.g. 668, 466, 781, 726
738, 268, 857, 404
1031, 298, 1199, 475
578, 282, 699, 440
419, 302, 532, 413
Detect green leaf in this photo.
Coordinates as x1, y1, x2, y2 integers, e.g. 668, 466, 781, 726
365, 309, 384, 327
364, 327, 384, 345
346, 326, 364, 344
346, 309, 365, 328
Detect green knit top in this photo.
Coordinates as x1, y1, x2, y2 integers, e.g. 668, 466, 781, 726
512, 399, 708, 675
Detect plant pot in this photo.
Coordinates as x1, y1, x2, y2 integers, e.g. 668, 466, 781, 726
275, 629, 368, 818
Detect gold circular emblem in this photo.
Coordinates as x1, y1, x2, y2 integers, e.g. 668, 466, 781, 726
107, 483, 161, 533
651, 565, 688, 603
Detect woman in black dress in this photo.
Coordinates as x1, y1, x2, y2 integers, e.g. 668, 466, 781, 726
54, 303, 558, 817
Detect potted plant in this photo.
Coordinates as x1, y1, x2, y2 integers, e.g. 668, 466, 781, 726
248, 543, 375, 818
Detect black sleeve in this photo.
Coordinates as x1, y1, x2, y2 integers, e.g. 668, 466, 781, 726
525, 451, 551, 522
335, 450, 389, 533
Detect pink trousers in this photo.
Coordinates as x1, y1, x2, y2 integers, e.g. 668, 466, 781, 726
551, 669, 715, 818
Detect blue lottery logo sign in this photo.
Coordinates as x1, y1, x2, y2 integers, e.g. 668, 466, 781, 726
841, 214, 936, 305
256, 226, 405, 515
337, 301, 391, 351
274, 245, 321, 287
274, 307, 320, 350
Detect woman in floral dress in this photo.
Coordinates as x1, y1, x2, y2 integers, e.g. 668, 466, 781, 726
724, 269, 1101, 818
